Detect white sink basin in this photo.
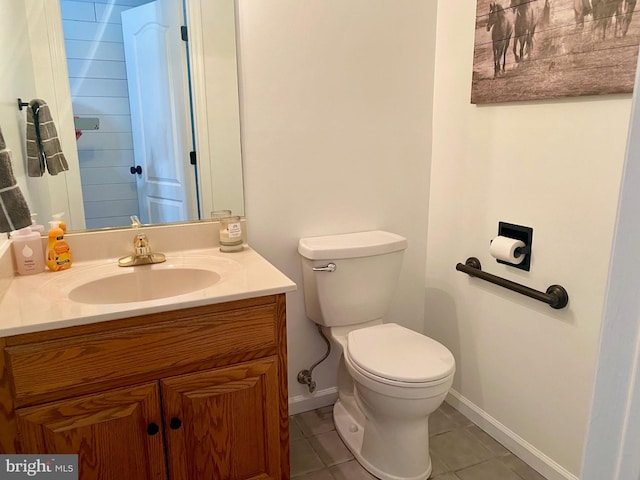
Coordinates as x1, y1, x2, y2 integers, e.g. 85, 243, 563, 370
68, 267, 221, 304
42, 254, 244, 306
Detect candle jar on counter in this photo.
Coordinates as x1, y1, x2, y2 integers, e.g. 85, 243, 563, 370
219, 216, 243, 252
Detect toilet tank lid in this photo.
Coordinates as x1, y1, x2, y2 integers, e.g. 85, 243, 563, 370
298, 230, 407, 260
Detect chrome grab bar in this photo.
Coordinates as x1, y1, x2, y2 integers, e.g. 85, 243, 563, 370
312, 263, 336, 272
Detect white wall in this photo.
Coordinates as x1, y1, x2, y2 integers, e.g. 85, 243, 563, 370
236, 0, 438, 405
3, 0, 86, 231
1, 0, 36, 213
0, 0, 69, 230
427, 2, 631, 477
581, 59, 640, 480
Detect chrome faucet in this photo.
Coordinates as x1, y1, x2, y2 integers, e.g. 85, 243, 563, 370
118, 233, 166, 267
130, 215, 142, 228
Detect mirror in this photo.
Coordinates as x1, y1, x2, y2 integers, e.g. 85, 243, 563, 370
1, 0, 244, 232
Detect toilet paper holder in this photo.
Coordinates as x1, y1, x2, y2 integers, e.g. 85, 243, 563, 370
492, 222, 533, 271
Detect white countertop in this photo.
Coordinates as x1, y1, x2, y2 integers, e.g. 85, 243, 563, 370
0, 246, 296, 337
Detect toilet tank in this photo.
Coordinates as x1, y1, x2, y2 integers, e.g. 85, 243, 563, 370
298, 231, 407, 327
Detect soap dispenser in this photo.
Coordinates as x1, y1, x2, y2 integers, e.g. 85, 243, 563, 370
52, 212, 67, 233
11, 227, 45, 275
30, 214, 45, 234
46, 220, 72, 271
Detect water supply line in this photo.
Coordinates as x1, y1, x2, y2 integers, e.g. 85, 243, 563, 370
297, 325, 331, 393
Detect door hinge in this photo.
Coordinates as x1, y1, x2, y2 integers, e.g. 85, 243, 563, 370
190, 151, 197, 165
181, 26, 188, 41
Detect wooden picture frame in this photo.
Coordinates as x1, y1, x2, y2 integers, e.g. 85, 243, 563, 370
471, 0, 639, 104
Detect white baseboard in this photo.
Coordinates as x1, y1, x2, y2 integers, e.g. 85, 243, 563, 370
288, 387, 338, 416
446, 389, 578, 480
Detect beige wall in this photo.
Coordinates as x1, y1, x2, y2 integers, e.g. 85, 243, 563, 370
0, 0, 35, 211
236, 0, 438, 406
426, 2, 631, 476
1, 0, 84, 230
237, 1, 630, 474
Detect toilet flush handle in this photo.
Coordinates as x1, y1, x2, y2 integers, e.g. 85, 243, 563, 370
312, 263, 336, 272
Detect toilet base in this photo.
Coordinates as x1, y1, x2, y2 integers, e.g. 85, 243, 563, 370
333, 399, 432, 480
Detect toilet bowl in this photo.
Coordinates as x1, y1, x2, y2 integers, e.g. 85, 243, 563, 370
332, 323, 454, 480
298, 231, 456, 480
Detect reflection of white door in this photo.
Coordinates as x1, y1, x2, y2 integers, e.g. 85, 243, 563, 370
122, 0, 195, 225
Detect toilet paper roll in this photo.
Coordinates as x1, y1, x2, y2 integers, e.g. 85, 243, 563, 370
490, 236, 526, 264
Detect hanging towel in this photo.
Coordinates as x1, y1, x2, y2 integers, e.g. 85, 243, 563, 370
26, 99, 69, 176
0, 126, 32, 233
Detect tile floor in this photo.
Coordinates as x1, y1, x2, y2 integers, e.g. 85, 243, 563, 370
290, 402, 548, 480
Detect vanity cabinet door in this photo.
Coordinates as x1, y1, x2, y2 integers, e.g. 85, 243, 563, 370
15, 382, 167, 480
161, 357, 283, 480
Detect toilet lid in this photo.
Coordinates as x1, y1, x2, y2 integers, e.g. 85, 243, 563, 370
347, 323, 455, 383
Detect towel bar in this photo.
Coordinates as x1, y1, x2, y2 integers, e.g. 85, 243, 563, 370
17, 98, 29, 111
456, 257, 568, 309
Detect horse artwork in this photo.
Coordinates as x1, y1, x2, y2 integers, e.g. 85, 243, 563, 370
487, 3, 514, 77
511, 0, 538, 62
574, 0, 637, 35
592, 0, 622, 39
471, 0, 640, 103
618, 0, 638, 36
574, 0, 592, 27
541, 0, 552, 26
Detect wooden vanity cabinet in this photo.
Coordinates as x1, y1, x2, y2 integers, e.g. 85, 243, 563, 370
0, 294, 290, 480
16, 382, 167, 480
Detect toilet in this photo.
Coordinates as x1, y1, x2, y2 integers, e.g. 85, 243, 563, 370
298, 230, 455, 480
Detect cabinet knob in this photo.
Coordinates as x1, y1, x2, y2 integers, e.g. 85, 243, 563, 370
169, 417, 182, 430
146, 423, 160, 436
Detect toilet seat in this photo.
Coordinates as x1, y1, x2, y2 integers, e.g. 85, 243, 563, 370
346, 323, 455, 387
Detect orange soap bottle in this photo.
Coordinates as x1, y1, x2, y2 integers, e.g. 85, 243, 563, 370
46, 220, 72, 271
52, 212, 67, 233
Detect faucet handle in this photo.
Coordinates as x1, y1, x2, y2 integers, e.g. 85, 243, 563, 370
134, 233, 151, 256
130, 215, 142, 228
